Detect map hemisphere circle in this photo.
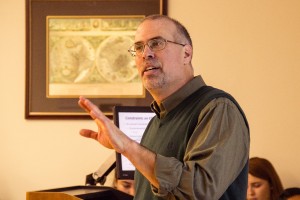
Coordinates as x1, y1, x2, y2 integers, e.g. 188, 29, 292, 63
95, 35, 137, 83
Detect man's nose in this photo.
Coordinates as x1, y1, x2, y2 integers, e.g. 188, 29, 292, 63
142, 44, 154, 58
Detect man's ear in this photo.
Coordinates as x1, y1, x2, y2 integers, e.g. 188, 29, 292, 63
183, 44, 193, 64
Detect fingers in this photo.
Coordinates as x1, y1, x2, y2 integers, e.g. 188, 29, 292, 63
78, 96, 105, 120
78, 96, 91, 113
79, 129, 98, 140
78, 96, 115, 149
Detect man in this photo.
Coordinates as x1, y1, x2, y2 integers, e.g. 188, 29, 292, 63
78, 15, 249, 199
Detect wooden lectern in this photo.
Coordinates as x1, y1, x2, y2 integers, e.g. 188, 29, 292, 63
26, 185, 133, 200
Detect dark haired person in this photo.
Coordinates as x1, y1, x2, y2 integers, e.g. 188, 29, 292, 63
247, 157, 284, 200
78, 15, 249, 199
112, 169, 135, 196
280, 187, 300, 200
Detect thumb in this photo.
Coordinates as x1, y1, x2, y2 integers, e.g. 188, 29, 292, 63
79, 129, 98, 141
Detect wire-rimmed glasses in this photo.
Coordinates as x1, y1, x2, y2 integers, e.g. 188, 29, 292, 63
128, 37, 186, 57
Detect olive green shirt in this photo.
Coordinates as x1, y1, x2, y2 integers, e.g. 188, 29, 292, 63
148, 75, 250, 199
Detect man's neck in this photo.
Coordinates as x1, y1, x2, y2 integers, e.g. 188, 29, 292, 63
149, 76, 194, 104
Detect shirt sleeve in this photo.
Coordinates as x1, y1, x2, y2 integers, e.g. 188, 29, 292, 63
151, 97, 250, 199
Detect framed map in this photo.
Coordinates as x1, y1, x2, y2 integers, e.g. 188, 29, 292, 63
25, 0, 167, 119
47, 16, 142, 97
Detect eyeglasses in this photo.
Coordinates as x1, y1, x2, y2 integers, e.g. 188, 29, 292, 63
128, 37, 186, 57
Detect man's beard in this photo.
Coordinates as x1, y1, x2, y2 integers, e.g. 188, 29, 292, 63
143, 74, 166, 92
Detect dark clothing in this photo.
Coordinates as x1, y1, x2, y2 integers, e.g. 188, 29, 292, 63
134, 76, 249, 200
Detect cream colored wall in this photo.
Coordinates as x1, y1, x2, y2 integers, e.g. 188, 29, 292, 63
0, 0, 299, 199
169, 0, 300, 188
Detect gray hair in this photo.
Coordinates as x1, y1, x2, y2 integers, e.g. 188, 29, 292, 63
141, 15, 193, 47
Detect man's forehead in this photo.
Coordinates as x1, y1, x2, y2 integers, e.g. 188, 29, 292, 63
135, 19, 175, 42
134, 36, 162, 44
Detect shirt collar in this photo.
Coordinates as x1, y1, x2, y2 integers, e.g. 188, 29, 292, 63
151, 75, 206, 119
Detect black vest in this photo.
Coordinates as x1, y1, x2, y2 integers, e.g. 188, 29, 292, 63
134, 86, 249, 200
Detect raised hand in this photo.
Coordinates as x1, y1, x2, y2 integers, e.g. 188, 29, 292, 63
78, 96, 130, 153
